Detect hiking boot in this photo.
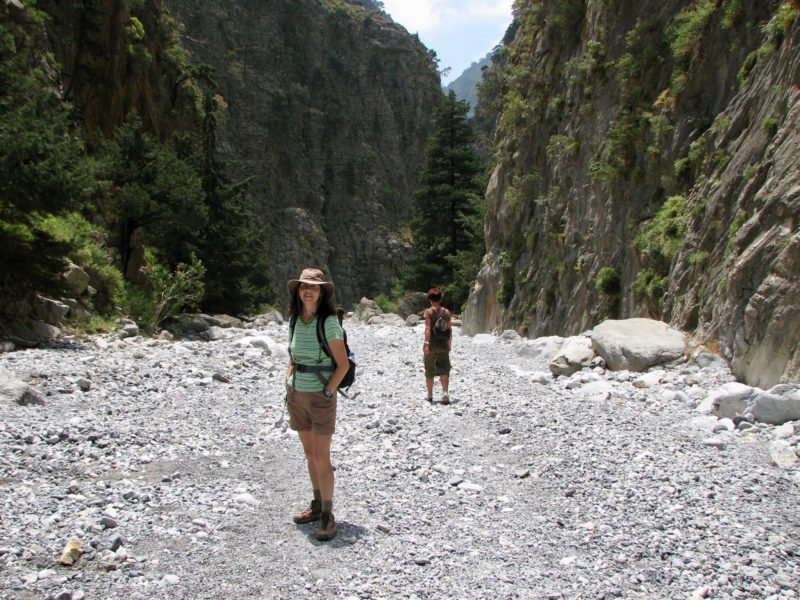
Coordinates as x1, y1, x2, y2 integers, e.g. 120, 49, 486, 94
317, 512, 337, 541
425, 395, 433, 403
441, 393, 450, 405
292, 499, 321, 524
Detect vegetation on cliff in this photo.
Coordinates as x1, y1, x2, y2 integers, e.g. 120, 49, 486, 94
1, 0, 275, 334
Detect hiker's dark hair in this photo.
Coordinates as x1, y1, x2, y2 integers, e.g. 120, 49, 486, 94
427, 287, 442, 302
290, 286, 336, 322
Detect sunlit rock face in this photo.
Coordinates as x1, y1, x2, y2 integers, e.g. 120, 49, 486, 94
464, 0, 800, 386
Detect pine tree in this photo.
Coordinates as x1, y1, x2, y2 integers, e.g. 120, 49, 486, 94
96, 114, 206, 276
404, 91, 486, 310
0, 4, 94, 309
197, 92, 269, 314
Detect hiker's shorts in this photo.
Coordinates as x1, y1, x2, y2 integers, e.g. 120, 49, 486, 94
287, 388, 337, 435
424, 349, 451, 378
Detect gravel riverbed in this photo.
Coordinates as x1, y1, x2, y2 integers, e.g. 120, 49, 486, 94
1, 319, 799, 599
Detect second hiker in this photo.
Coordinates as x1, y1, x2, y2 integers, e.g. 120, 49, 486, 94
423, 287, 452, 404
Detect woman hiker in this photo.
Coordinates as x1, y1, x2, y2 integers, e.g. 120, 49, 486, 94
423, 287, 452, 404
285, 268, 349, 541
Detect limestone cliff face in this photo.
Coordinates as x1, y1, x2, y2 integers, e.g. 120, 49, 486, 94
166, 0, 441, 304
463, 0, 799, 386
37, 0, 198, 142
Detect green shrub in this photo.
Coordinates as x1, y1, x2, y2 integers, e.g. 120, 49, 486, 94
130, 253, 205, 329
743, 164, 758, 179
496, 250, 515, 307
764, 3, 800, 44
633, 268, 669, 310
595, 267, 621, 295
374, 293, 399, 315
714, 149, 731, 169
674, 157, 692, 178
669, 0, 716, 62
688, 251, 709, 265
546, 135, 580, 161
38, 213, 124, 314
762, 116, 780, 137
690, 198, 708, 219
636, 195, 689, 261
506, 173, 539, 208
589, 161, 615, 182
721, 0, 743, 29
688, 138, 707, 165
726, 212, 748, 254
738, 50, 759, 88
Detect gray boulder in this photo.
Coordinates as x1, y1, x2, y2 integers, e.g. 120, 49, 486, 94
353, 298, 383, 323
33, 295, 70, 326
708, 382, 758, 419
590, 318, 687, 372
62, 260, 90, 295
397, 292, 428, 318
405, 314, 421, 326
747, 388, 800, 425
253, 311, 284, 327
0, 368, 46, 406
211, 314, 245, 329
2, 320, 61, 348
517, 336, 566, 361
549, 336, 594, 377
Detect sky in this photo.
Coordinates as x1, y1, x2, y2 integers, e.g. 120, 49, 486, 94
381, 0, 513, 85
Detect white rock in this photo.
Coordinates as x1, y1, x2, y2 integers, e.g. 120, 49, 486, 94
769, 440, 798, 469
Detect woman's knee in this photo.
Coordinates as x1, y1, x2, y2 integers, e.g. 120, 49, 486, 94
309, 452, 332, 471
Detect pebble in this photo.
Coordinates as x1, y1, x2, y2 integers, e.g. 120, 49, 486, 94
0, 320, 798, 599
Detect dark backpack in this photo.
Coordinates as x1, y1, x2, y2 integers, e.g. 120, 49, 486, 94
431, 308, 451, 341
289, 314, 356, 393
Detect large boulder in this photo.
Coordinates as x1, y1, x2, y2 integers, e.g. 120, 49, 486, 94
33, 295, 70, 326
590, 318, 687, 372
0, 368, 46, 406
1, 320, 61, 348
549, 336, 595, 377
211, 314, 245, 329
353, 298, 383, 323
746, 385, 800, 425
253, 311, 284, 327
62, 260, 90, 295
517, 335, 566, 361
397, 292, 428, 318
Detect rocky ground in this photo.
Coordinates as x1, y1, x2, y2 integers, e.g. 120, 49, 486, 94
1, 318, 799, 600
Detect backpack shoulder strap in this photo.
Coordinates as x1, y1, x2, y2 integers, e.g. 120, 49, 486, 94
288, 314, 298, 361
316, 314, 332, 358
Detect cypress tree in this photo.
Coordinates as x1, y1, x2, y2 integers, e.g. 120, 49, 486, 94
404, 91, 486, 310
197, 92, 273, 314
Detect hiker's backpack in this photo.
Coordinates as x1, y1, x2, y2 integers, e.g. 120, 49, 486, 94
431, 308, 451, 341
289, 314, 356, 393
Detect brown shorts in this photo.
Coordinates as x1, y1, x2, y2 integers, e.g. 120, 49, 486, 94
424, 349, 451, 378
287, 388, 337, 435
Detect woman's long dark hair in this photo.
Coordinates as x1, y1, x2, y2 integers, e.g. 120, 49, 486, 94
289, 286, 336, 323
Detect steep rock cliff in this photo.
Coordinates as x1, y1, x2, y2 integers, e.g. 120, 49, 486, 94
37, 0, 199, 142
166, 0, 441, 304
463, 0, 799, 386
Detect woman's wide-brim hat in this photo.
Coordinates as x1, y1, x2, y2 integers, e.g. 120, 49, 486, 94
287, 268, 334, 297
